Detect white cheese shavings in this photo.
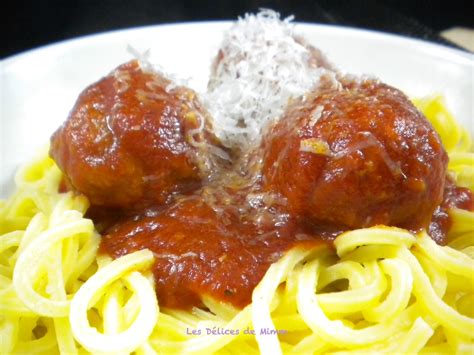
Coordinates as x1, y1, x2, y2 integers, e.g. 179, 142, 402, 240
205, 9, 337, 150
309, 105, 324, 126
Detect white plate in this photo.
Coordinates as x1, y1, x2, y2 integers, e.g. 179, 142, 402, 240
1, 22, 473, 197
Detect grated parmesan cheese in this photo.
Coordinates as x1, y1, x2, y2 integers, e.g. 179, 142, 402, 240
205, 9, 338, 151
308, 105, 324, 126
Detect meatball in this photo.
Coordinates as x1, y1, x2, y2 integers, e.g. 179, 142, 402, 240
50, 60, 223, 210
261, 79, 448, 232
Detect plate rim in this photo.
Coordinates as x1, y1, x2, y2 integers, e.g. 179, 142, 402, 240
2, 20, 473, 67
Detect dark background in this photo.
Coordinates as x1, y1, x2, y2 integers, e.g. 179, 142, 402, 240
3, 0, 473, 58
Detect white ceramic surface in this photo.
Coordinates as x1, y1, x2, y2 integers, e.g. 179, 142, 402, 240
1, 22, 473, 197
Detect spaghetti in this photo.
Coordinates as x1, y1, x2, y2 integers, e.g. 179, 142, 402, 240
1, 96, 473, 354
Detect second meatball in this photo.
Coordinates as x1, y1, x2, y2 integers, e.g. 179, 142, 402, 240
262, 79, 448, 232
